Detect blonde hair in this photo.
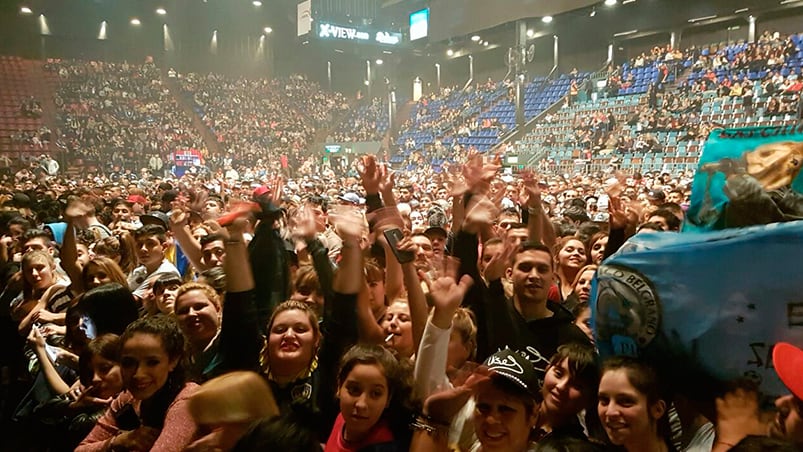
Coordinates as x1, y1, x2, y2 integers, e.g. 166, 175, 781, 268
188, 371, 278, 425
175, 282, 221, 310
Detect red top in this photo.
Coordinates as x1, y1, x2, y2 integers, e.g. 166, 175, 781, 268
324, 413, 395, 452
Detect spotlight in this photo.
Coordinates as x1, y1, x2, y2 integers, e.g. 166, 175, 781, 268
252, 0, 262, 6
130, 18, 141, 26
542, 16, 553, 23
20, 6, 32, 14
375, 59, 383, 65
590, 8, 596, 17
484, 41, 489, 46
263, 27, 273, 34
447, 49, 454, 56
605, 0, 617, 5
471, 35, 480, 42
364, 80, 370, 86
527, 29, 534, 37
156, 7, 167, 15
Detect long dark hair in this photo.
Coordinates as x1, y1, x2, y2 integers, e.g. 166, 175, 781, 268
337, 344, 418, 449
120, 315, 191, 428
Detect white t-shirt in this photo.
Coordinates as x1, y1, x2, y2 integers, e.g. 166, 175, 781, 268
128, 260, 180, 299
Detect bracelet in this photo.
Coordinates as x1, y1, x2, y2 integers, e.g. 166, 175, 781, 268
410, 415, 450, 435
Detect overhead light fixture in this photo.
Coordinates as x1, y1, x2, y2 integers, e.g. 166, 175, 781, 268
604, 0, 617, 5
590, 8, 596, 17
383, 50, 392, 54
471, 35, 480, 42
20, 6, 32, 14
483, 41, 489, 46
375, 59, 383, 65
688, 15, 717, 23
334, 48, 344, 53
446, 49, 454, 56
622, 0, 635, 3
780, 0, 802, 4
263, 27, 272, 34
130, 18, 141, 25
542, 16, 553, 23
734, 7, 749, 13
156, 7, 167, 15
527, 29, 535, 37
364, 80, 370, 86
98, 21, 108, 40
613, 29, 638, 37
252, 0, 262, 6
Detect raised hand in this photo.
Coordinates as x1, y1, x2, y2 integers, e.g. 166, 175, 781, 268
422, 273, 474, 328
64, 199, 93, 229
357, 155, 381, 194
290, 206, 318, 241
521, 171, 542, 208
329, 207, 366, 241
464, 196, 499, 232
714, 386, 766, 449
483, 240, 516, 282
608, 196, 628, 230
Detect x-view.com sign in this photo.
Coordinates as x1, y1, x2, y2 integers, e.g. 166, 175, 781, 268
318, 22, 401, 45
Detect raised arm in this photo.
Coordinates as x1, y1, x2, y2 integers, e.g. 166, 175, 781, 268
169, 208, 205, 272
27, 326, 71, 395
413, 272, 473, 399
523, 172, 556, 251
396, 236, 429, 354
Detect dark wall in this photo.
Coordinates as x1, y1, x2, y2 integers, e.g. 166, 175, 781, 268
428, 0, 597, 42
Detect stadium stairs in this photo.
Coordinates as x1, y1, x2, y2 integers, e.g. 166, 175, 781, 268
162, 68, 222, 156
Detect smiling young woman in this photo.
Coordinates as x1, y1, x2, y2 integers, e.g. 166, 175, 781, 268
597, 356, 673, 452
77, 315, 201, 452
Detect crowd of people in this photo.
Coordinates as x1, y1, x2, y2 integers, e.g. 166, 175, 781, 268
180, 72, 348, 170
48, 59, 206, 174
329, 97, 388, 143
0, 25, 803, 452
0, 142, 801, 451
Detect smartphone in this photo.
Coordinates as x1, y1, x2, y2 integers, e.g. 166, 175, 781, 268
383, 228, 415, 264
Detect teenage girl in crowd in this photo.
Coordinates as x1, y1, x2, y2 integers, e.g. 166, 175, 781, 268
77, 315, 200, 452
597, 356, 674, 452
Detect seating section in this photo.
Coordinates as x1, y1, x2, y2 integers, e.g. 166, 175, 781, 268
393, 83, 508, 163
330, 97, 389, 142
51, 59, 205, 168
0, 56, 49, 155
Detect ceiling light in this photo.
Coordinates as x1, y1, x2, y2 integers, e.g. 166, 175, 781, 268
20, 6, 32, 14
484, 41, 489, 46
527, 29, 534, 37
542, 16, 553, 23
780, 0, 802, 4
734, 8, 749, 13
604, 0, 617, 6
590, 8, 596, 17
364, 80, 370, 86
471, 35, 480, 42
687, 15, 717, 23
613, 29, 638, 37
622, 0, 636, 3
375, 59, 383, 65
446, 49, 454, 56
382, 50, 392, 54
130, 18, 141, 25
156, 7, 167, 15
263, 27, 272, 34
252, 0, 262, 6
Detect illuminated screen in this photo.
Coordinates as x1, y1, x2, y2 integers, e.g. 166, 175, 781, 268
409, 8, 429, 41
